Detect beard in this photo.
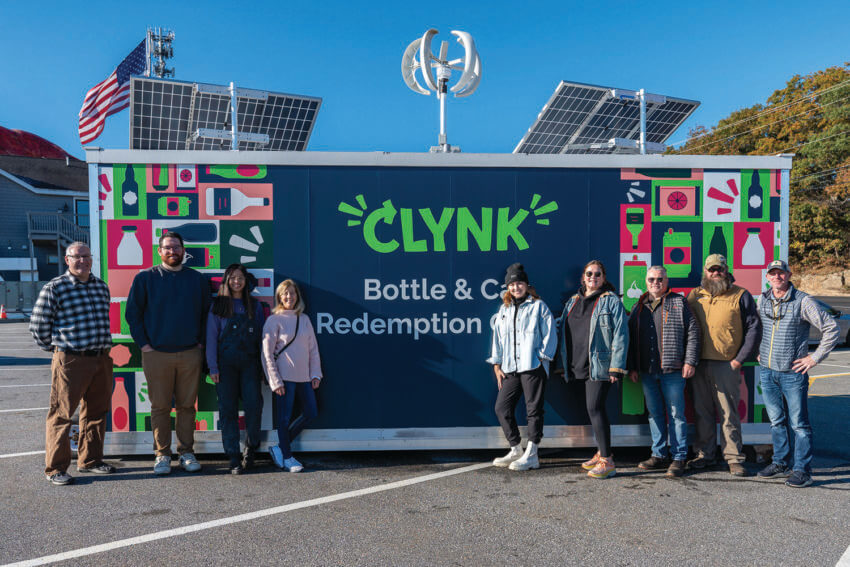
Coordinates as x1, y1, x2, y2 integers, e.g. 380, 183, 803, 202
163, 253, 184, 267
702, 273, 731, 295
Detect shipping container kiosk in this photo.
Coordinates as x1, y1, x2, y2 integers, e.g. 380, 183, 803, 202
86, 149, 792, 455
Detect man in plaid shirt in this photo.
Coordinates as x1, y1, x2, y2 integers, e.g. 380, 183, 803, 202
30, 242, 115, 485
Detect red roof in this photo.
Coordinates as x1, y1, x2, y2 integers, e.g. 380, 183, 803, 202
0, 126, 77, 160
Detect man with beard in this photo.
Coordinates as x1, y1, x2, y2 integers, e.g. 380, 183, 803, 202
686, 254, 761, 477
126, 233, 211, 475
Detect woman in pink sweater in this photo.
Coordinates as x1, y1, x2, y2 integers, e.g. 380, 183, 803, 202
261, 279, 323, 472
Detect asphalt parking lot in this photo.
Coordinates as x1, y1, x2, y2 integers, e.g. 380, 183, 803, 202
1, 320, 848, 567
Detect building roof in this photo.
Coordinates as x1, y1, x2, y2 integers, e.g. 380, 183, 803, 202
0, 126, 79, 160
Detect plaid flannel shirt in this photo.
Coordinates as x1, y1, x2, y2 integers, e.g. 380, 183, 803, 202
29, 271, 112, 351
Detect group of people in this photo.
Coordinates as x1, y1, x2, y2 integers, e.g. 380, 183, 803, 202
30, 234, 323, 485
488, 255, 840, 488
29, 235, 840, 489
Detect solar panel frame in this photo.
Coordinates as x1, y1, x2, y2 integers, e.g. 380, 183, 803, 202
514, 81, 699, 155
129, 76, 322, 151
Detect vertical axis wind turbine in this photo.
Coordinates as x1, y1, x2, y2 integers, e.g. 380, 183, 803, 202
401, 29, 481, 153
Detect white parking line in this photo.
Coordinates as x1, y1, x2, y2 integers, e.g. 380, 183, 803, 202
837, 544, 850, 566
0, 450, 45, 459
0, 384, 51, 388
2, 461, 491, 566
0, 407, 49, 413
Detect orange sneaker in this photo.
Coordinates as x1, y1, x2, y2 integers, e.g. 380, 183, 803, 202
588, 456, 616, 479
581, 452, 601, 471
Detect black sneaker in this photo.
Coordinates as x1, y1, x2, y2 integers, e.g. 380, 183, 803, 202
687, 456, 716, 470
46, 472, 74, 485
77, 462, 116, 474
757, 462, 791, 479
785, 471, 812, 488
638, 455, 670, 470
229, 457, 244, 475
665, 460, 686, 478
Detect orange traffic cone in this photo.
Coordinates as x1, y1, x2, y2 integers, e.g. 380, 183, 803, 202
0, 305, 6, 319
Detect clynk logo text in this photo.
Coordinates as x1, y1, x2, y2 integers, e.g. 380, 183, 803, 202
338, 194, 558, 253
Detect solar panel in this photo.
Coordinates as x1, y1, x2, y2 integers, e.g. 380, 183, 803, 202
129, 76, 322, 151
513, 81, 699, 154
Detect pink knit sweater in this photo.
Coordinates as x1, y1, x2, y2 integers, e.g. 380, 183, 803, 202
261, 312, 323, 390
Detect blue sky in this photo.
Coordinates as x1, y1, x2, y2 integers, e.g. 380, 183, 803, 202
1, 1, 846, 159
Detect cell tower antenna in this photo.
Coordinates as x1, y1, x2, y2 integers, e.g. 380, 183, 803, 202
401, 29, 481, 153
146, 27, 175, 78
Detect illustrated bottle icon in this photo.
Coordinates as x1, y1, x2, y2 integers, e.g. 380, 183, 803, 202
709, 225, 728, 257
156, 222, 218, 243
157, 195, 191, 217
747, 170, 764, 219
116, 226, 143, 266
625, 207, 645, 250
206, 164, 267, 179
152, 164, 169, 191
741, 227, 765, 266
121, 165, 139, 217
112, 376, 130, 432
206, 187, 269, 216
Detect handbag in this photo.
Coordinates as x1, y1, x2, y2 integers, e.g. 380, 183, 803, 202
273, 315, 300, 361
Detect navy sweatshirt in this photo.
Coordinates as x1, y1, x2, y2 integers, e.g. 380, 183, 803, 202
125, 265, 211, 352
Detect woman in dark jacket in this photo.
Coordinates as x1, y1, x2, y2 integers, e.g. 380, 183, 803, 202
558, 260, 628, 479
206, 264, 266, 474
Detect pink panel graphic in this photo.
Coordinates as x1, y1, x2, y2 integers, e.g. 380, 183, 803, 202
658, 186, 697, 217
732, 268, 767, 297
733, 223, 774, 269
145, 165, 177, 194
620, 204, 651, 253
105, 269, 140, 297
198, 183, 274, 220
770, 170, 781, 197
106, 221, 152, 270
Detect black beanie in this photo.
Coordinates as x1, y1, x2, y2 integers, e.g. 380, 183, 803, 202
504, 263, 529, 285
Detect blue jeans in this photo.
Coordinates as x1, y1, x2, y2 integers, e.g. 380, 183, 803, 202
640, 372, 688, 461
276, 381, 318, 459
759, 367, 812, 473
216, 358, 263, 457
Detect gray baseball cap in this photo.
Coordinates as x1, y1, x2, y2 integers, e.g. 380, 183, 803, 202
766, 259, 790, 273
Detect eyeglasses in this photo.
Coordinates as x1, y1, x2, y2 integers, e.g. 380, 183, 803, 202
646, 277, 665, 283
160, 246, 183, 251
707, 266, 726, 273
66, 255, 91, 261
585, 271, 602, 278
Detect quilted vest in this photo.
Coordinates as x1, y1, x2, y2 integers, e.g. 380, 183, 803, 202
758, 286, 809, 372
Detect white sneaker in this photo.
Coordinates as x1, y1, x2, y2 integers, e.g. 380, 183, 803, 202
179, 453, 201, 473
269, 445, 284, 469
283, 457, 303, 473
153, 455, 171, 475
509, 441, 540, 471
493, 446, 523, 467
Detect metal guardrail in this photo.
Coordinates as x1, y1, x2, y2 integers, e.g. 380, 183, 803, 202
27, 212, 89, 245
0, 281, 46, 313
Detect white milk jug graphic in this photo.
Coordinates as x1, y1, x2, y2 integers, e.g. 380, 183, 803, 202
741, 227, 765, 266
117, 226, 143, 266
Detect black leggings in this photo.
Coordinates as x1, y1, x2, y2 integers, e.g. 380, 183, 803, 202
585, 380, 612, 457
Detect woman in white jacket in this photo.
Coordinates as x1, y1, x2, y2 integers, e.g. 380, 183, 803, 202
486, 263, 557, 471
261, 279, 322, 472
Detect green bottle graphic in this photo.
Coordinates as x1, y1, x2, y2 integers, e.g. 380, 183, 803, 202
205, 164, 267, 179
625, 207, 645, 250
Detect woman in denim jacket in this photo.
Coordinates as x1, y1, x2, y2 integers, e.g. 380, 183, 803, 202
558, 260, 628, 479
487, 263, 557, 471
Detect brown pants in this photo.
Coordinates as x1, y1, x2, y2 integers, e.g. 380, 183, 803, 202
691, 359, 745, 464
45, 352, 113, 475
142, 348, 203, 457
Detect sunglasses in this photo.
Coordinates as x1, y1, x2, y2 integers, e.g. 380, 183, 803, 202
585, 271, 602, 278
707, 266, 726, 273
646, 277, 665, 283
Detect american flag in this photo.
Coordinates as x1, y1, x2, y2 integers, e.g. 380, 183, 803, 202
78, 39, 147, 145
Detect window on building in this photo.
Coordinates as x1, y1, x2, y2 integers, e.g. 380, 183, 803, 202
75, 199, 90, 227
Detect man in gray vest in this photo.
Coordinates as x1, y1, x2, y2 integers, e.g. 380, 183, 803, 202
756, 260, 839, 488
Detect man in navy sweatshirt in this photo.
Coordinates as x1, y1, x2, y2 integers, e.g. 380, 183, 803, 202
125, 232, 211, 476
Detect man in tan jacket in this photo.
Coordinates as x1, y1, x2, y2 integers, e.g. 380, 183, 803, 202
686, 254, 762, 477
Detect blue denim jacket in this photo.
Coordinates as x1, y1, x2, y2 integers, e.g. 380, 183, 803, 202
558, 291, 629, 381
487, 296, 557, 374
